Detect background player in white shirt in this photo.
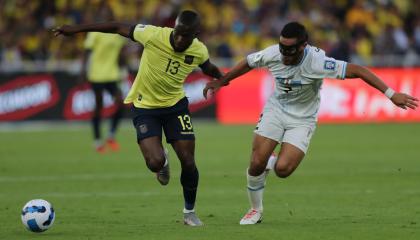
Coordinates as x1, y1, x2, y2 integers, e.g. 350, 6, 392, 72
203, 22, 418, 225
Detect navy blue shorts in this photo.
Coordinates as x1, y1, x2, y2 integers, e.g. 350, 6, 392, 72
90, 82, 120, 96
131, 97, 195, 143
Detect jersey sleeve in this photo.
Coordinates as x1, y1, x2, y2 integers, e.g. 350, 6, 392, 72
132, 24, 158, 45
84, 32, 96, 50
309, 49, 347, 80
246, 46, 273, 68
199, 44, 210, 65
247, 50, 265, 68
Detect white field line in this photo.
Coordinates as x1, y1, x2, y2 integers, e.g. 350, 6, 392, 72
0, 120, 132, 132
2, 189, 419, 199
27, 191, 164, 198
0, 173, 148, 183
1, 171, 419, 199
0, 119, 216, 132
1, 170, 419, 183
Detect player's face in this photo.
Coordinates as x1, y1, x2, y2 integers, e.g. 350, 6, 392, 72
279, 36, 306, 65
172, 24, 197, 52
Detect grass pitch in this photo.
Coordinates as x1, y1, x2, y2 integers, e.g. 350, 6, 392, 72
0, 122, 419, 240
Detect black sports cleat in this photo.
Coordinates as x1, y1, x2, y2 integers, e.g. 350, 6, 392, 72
156, 163, 170, 185
156, 149, 170, 185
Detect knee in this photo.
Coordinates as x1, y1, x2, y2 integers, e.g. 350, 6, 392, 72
182, 161, 196, 172
274, 164, 294, 178
179, 152, 195, 171
181, 157, 196, 172
248, 157, 268, 176
144, 154, 165, 172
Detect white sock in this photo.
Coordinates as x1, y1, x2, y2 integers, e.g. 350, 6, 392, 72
246, 169, 267, 212
94, 140, 103, 148
163, 148, 168, 167
183, 208, 195, 213
266, 154, 277, 170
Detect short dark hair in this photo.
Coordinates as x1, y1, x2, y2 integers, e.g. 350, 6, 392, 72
177, 10, 200, 28
281, 22, 308, 43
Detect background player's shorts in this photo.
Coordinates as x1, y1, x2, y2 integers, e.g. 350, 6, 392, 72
254, 106, 316, 154
131, 97, 195, 143
90, 81, 120, 96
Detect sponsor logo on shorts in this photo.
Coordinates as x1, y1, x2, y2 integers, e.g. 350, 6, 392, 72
180, 131, 194, 135
139, 124, 148, 134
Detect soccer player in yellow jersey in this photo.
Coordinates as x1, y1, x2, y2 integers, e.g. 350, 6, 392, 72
82, 32, 126, 153
53, 10, 223, 226
81, 5, 126, 153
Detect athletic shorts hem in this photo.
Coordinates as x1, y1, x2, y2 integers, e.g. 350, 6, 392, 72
282, 140, 309, 154
254, 131, 281, 143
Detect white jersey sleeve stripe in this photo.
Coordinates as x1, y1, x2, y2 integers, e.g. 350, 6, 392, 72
341, 62, 347, 79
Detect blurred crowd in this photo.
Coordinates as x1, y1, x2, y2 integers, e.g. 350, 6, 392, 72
1, 0, 419, 71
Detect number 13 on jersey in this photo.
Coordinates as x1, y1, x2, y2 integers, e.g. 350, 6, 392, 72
166, 58, 180, 75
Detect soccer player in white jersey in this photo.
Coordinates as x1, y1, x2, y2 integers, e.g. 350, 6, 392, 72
203, 22, 418, 225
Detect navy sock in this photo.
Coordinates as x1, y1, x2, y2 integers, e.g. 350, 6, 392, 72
92, 116, 100, 140
110, 106, 123, 136
180, 167, 199, 210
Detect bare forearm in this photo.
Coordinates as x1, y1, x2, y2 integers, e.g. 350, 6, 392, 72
221, 59, 252, 85
203, 63, 223, 79
345, 63, 388, 93
345, 63, 419, 110
202, 59, 253, 98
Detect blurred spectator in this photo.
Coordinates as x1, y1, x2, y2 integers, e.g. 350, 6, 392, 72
0, 0, 419, 70
415, 18, 420, 54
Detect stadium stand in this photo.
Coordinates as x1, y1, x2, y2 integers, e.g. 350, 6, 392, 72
0, 0, 419, 72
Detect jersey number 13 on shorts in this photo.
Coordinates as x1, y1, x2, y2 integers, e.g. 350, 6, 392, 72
178, 115, 193, 131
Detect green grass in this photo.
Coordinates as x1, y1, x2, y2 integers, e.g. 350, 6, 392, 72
0, 122, 419, 239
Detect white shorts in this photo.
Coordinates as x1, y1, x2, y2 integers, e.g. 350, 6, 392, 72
254, 106, 316, 154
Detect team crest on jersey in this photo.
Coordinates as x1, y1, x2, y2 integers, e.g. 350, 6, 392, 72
324, 60, 336, 70
136, 24, 146, 31
139, 124, 148, 134
184, 55, 194, 64
137, 94, 142, 101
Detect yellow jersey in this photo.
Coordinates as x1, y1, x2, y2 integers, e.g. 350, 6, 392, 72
84, 32, 126, 83
124, 24, 209, 108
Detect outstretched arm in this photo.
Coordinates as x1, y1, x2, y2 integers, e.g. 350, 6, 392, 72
203, 59, 252, 98
199, 60, 223, 79
345, 63, 418, 110
52, 22, 132, 38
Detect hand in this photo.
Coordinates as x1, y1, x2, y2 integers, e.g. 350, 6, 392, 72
391, 93, 419, 110
52, 25, 78, 37
203, 79, 228, 99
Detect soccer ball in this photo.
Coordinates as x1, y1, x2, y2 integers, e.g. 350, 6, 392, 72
21, 199, 55, 232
